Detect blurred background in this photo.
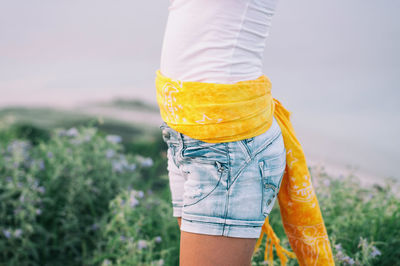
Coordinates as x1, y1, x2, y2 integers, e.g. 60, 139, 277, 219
1, 0, 399, 181
1, 1, 400, 265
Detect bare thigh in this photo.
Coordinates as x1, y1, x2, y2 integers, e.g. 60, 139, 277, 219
176, 218, 257, 266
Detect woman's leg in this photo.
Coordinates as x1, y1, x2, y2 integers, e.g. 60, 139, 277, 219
176, 217, 256, 266
177, 217, 182, 228
180, 230, 257, 266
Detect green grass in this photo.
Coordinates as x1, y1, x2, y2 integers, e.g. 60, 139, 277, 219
0, 106, 158, 143
0, 111, 398, 266
96, 98, 159, 112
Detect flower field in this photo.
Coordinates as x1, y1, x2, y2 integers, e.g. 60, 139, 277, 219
0, 119, 399, 266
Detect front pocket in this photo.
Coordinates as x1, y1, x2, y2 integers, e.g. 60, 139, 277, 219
181, 141, 228, 165
258, 149, 286, 217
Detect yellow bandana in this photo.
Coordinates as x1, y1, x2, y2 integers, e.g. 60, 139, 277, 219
155, 70, 275, 143
155, 69, 335, 265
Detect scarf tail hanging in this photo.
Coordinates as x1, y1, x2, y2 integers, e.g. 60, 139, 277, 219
253, 217, 297, 266
264, 98, 335, 266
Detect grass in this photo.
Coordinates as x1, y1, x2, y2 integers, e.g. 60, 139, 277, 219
0, 110, 398, 266
96, 98, 160, 112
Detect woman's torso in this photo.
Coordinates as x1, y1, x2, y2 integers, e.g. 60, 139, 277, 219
160, 0, 279, 84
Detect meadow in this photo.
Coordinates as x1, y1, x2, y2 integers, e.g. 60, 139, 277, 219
0, 107, 399, 266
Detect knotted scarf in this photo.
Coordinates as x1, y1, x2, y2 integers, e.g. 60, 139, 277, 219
155, 69, 334, 265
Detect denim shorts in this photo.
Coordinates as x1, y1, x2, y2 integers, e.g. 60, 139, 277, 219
159, 116, 286, 238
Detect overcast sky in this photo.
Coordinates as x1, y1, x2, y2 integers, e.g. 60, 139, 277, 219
0, 0, 399, 178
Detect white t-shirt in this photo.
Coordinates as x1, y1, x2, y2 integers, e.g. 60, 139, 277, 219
160, 0, 279, 84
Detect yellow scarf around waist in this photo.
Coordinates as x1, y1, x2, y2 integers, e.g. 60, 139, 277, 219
155, 69, 335, 265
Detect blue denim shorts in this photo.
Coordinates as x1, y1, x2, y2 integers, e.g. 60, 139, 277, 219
159, 116, 286, 238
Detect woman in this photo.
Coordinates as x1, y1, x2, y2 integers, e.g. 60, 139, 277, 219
155, 0, 334, 265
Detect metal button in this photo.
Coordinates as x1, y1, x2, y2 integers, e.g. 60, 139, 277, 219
267, 199, 272, 205
162, 129, 170, 139
216, 161, 225, 172
264, 183, 275, 190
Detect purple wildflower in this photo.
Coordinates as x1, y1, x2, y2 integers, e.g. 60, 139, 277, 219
38, 159, 45, 170
136, 155, 153, 167
102, 259, 111, 265
137, 240, 148, 250
14, 229, 22, 238
370, 246, 381, 257
84, 134, 92, 142
127, 163, 136, 172
112, 155, 129, 173
130, 195, 139, 208
91, 223, 99, 231
37, 186, 46, 194
66, 128, 79, 137
106, 135, 122, 144
106, 149, 116, 158
155, 259, 165, 266
70, 138, 82, 145
120, 199, 126, 206
3, 230, 11, 239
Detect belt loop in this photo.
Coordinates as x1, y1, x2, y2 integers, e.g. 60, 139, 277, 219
177, 132, 185, 165
178, 132, 184, 146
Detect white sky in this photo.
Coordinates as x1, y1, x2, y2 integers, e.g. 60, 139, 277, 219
0, 0, 399, 179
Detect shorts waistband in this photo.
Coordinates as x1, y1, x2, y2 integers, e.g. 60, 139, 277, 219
160, 115, 281, 147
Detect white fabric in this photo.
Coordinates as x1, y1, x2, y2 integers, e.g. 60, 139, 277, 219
160, 0, 279, 84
